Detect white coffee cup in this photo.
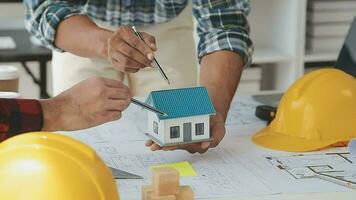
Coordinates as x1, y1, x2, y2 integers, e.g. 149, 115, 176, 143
0, 65, 20, 92
0, 91, 21, 99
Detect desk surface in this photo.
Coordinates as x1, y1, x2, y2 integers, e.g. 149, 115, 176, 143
0, 29, 51, 62
63, 94, 356, 200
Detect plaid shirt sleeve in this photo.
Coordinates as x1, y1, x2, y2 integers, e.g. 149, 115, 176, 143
192, 0, 253, 66
0, 99, 43, 142
24, 0, 87, 51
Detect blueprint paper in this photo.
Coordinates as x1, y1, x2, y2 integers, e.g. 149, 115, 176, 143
61, 97, 277, 199
264, 151, 356, 192
61, 95, 355, 199
225, 95, 266, 135
63, 127, 352, 199
63, 131, 278, 199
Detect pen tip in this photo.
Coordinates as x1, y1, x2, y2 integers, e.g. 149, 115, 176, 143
167, 79, 171, 85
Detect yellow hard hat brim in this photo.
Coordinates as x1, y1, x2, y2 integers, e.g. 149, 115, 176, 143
252, 127, 338, 152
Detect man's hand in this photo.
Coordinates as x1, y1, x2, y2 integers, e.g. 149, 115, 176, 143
107, 26, 157, 73
40, 77, 132, 131
55, 16, 157, 67
145, 51, 244, 154
145, 112, 225, 153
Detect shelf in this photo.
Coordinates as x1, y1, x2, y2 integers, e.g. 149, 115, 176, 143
252, 46, 293, 64
304, 51, 339, 63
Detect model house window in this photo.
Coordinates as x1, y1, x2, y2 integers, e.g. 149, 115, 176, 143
153, 121, 158, 134
170, 126, 180, 139
195, 123, 204, 135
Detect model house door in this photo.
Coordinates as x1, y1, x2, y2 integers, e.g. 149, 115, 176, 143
183, 123, 192, 142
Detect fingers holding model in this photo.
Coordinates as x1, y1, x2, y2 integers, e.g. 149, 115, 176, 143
107, 26, 157, 73
41, 77, 132, 131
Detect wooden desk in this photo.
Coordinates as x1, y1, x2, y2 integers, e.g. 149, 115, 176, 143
0, 29, 52, 98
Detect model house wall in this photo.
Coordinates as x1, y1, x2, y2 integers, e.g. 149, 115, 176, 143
164, 115, 210, 144
148, 112, 210, 145
147, 112, 165, 143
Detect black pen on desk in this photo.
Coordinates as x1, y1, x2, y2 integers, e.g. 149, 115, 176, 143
131, 26, 171, 85
131, 98, 167, 116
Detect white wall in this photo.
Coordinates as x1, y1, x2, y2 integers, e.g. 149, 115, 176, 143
0, 3, 25, 29
147, 112, 165, 144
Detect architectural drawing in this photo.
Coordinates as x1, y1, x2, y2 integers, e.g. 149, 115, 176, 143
62, 96, 355, 199
266, 152, 356, 184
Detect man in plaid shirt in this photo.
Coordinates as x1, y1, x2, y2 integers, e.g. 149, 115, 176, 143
0, 77, 131, 142
24, 0, 253, 153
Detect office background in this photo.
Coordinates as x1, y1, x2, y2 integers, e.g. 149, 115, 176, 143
0, 0, 354, 98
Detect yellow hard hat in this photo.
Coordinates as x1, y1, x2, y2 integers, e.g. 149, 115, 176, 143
0, 132, 120, 200
253, 69, 356, 152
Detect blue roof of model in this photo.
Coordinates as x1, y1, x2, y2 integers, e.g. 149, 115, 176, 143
146, 87, 215, 120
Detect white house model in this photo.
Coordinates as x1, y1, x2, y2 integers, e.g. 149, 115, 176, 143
145, 87, 215, 147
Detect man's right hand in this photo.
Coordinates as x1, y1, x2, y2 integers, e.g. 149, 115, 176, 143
41, 77, 132, 131
107, 26, 157, 73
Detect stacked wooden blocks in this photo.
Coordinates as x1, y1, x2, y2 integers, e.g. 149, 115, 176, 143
142, 168, 194, 200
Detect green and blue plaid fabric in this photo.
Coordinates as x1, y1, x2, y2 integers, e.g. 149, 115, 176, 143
24, 0, 253, 64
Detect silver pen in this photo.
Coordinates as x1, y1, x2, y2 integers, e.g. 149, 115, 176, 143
131, 98, 167, 116
131, 26, 171, 85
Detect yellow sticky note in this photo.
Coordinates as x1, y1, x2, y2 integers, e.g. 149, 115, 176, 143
150, 161, 198, 177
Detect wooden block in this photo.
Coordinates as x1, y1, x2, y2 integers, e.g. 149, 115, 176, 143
147, 193, 176, 200
152, 167, 180, 195
142, 185, 154, 200
176, 186, 194, 200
